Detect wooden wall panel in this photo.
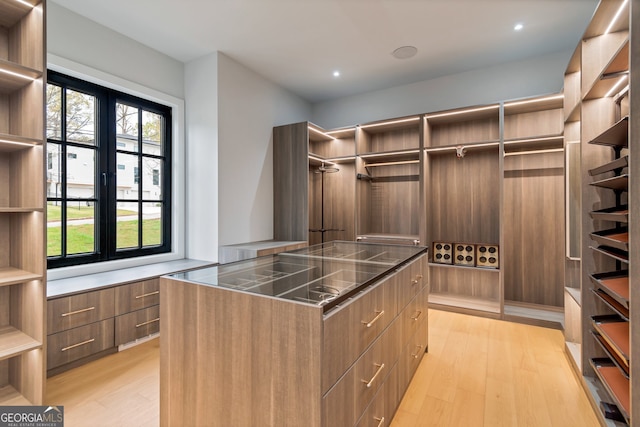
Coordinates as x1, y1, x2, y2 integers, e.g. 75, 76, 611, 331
273, 122, 309, 241
428, 117, 499, 147
504, 108, 563, 140
428, 149, 500, 244
308, 162, 356, 245
364, 128, 419, 153
0, 94, 9, 135
503, 152, 564, 307
367, 164, 420, 236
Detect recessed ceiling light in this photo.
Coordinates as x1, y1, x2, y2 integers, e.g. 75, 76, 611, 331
333, 71, 340, 77
391, 46, 418, 60
514, 23, 524, 31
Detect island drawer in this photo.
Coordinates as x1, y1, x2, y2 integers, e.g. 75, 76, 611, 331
322, 275, 396, 392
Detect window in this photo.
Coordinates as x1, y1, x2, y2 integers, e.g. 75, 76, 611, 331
46, 71, 172, 268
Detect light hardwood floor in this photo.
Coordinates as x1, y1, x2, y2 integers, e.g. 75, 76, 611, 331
46, 309, 600, 427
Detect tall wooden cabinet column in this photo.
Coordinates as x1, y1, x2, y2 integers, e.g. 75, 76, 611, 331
563, 0, 637, 424
0, 0, 46, 405
273, 122, 356, 245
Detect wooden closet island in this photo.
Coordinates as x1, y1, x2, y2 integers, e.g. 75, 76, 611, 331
160, 241, 428, 427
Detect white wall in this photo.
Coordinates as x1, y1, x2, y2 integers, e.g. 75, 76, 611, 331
217, 53, 311, 247
312, 50, 570, 129
184, 53, 219, 261
47, 2, 184, 99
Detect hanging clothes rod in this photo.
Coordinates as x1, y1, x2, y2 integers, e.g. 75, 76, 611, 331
504, 148, 564, 157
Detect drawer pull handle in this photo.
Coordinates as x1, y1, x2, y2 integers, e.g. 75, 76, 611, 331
361, 363, 385, 388
135, 291, 160, 299
411, 345, 423, 359
61, 307, 95, 317
411, 311, 422, 321
411, 279, 419, 285
362, 310, 384, 328
374, 416, 385, 427
61, 338, 95, 352
416, 274, 423, 280
136, 318, 160, 328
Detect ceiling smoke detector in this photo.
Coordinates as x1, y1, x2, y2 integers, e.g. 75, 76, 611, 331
392, 46, 418, 59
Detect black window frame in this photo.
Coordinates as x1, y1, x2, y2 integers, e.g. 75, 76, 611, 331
47, 70, 172, 268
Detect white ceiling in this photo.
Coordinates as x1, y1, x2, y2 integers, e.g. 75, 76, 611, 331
50, 0, 599, 103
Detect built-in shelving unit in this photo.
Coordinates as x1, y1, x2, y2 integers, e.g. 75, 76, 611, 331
356, 116, 423, 246
563, 0, 635, 424
0, 0, 46, 405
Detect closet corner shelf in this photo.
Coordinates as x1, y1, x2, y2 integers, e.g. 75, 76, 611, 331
588, 116, 629, 148
589, 205, 628, 223
584, 41, 629, 101
590, 228, 628, 252
590, 246, 629, 264
0, 325, 41, 361
0, 267, 42, 287
588, 155, 628, 176
0, 59, 42, 94
590, 174, 628, 191
590, 358, 630, 424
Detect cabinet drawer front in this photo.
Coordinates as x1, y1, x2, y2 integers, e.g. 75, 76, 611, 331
397, 318, 428, 393
397, 254, 428, 312
115, 278, 160, 315
115, 305, 160, 346
47, 318, 115, 369
322, 276, 395, 392
323, 320, 397, 427
356, 361, 400, 427
48, 288, 115, 334
401, 286, 428, 346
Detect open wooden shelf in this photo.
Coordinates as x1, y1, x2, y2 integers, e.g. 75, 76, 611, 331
0, 267, 41, 287
584, 40, 629, 101
0, 0, 37, 28
590, 228, 628, 252
592, 315, 629, 367
0, 60, 42, 94
588, 155, 628, 176
358, 148, 420, 165
590, 246, 629, 264
0, 133, 43, 152
428, 292, 500, 314
503, 135, 563, 153
590, 271, 629, 309
590, 205, 628, 223
0, 384, 32, 406
592, 331, 629, 378
590, 358, 630, 424
588, 116, 629, 148
590, 174, 628, 191
0, 325, 41, 361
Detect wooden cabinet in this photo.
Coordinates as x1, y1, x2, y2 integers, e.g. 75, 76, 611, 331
0, 0, 46, 405
47, 319, 114, 370
562, 0, 637, 425
48, 288, 115, 334
356, 117, 423, 246
115, 305, 160, 346
47, 278, 161, 374
273, 122, 356, 246
115, 278, 159, 315
160, 252, 428, 427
